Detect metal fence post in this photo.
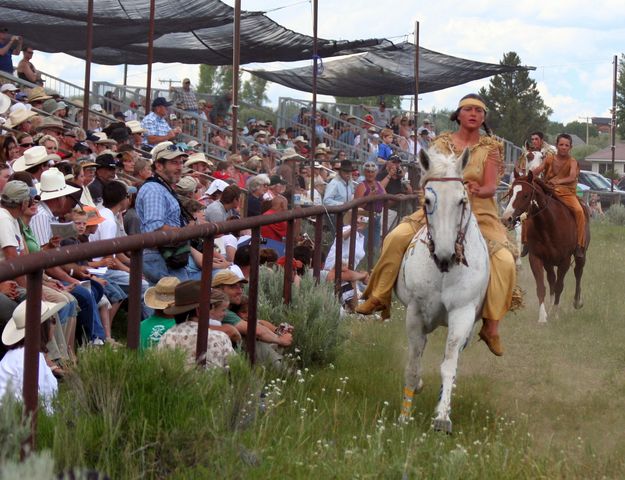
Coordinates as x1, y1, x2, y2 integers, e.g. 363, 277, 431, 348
283, 219, 295, 304
348, 206, 358, 270
196, 236, 215, 364
382, 202, 389, 238
334, 212, 343, 296
126, 250, 143, 350
367, 203, 375, 270
246, 227, 261, 365
312, 213, 323, 283
22, 269, 43, 458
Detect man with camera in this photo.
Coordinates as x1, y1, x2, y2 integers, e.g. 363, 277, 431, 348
376, 155, 413, 228
0, 28, 22, 75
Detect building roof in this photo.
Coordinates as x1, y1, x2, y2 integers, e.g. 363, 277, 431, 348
585, 143, 625, 162
591, 117, 611, 126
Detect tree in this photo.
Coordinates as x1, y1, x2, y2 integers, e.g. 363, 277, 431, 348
195, 65, 243, 95
478, 52, 553, 146
241, 76, 269, 106
616, 54, 625, 140
563, 121, 598, 142
334, 95, 402, 109
197, 65, 218, 94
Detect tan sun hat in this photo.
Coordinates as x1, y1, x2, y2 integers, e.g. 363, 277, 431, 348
212, 270, 248, 287
144, 277, 181, 310
126, 120, 146, 134
35, 116, 65, 132
2, 299, 66, 346
184, 152, 213, 168
27, 86, 52, 103
5, 108, 38, 129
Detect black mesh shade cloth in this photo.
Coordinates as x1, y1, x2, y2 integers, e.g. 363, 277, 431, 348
0, 0, 391, 64
248, 42, 533, 96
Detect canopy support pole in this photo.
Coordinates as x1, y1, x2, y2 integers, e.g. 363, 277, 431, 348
310, 0, 319, 202
82, 0, 94, 132
145, 0, 156, 111
611, 54, 617, 192
413, 21, 420, 158
231, 0, 241, 154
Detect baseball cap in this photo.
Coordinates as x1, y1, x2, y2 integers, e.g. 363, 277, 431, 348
388, 155, 402, 163
1, 181, 39, 204
1, 83, 18, 93
269, 175, 287, 186
152, 97, 172, 108
212, 270, 248, 287
151, 141, 189, 162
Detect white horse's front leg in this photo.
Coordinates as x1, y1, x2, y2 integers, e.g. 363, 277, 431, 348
433, 306, 475, 434
400, 301, 426, 423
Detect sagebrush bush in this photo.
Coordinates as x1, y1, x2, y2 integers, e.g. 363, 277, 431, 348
603, 203, 625, 226
257, 268, 346, 367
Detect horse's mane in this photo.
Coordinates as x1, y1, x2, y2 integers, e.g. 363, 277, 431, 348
420, 147, 460, 186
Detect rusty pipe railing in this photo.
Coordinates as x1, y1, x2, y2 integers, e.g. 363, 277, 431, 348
5, 193, 418, 455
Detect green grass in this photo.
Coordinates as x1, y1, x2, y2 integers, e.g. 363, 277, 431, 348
3, 223, 625, 478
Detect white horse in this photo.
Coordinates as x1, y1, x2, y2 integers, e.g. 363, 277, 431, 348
395, 147, 490, 434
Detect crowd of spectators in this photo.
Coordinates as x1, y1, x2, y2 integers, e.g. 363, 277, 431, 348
0, 55, 424, 407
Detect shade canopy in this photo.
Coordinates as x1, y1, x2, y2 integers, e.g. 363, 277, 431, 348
0, 0, 390, 65
249, 42, 533, 96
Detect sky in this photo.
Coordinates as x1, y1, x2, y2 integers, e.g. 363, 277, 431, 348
30, 0, 625, 124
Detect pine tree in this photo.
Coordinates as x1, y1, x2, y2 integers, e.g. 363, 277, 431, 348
616, 54, 625, 140
197, 65, 218, 94
478, 52, 552, 146
241, 76, 269, 106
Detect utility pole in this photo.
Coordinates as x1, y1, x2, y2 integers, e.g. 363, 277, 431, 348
159, 78, 182, 89
578, 116, 590, 144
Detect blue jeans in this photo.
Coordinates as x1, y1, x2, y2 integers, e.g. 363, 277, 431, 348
101, 269, 151, 319
143, 250, 189, 286
68, 283, 105, 342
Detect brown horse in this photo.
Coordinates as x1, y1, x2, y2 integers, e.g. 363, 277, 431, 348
502, 170, 589, 323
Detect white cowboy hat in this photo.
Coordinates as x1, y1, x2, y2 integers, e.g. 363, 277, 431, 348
206, 179, 229, 196
0, 92, 10, 115
184, 152, 213, 168
126, 120, 146, 134
38, 167, 80, 201
2, 299, 66, 346
5, 108, 37, 129
293, 136, 306, 143
281, 147, 305, 161
12, 146, 50, 172
143, 277, 180, 310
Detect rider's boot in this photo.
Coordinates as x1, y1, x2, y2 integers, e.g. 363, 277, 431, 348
355, 296, 386, 316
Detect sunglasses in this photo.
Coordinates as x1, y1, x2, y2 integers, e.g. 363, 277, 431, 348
20, 142, 34, 147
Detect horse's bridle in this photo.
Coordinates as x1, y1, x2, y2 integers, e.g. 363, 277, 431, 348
510, 179, 551, 223
422, 177, 470, 271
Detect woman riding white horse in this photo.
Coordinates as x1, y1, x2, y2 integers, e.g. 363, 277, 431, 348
395, 147, 490, 433
357, 94, 516, 356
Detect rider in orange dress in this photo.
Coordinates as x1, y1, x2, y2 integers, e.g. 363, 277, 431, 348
531, 133, 586, 258
356, 94, 516, 356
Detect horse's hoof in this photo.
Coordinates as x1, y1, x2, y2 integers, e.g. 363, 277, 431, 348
574, 299, 583, 310
432, 418, 452, 434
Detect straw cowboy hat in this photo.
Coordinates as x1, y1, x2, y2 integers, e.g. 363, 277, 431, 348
281, 147, 305, 161
27, 86, 52, 103
92, 132, 117, 145
316, 142, 331, 153
5, 108, 37, 129
38, 167, 80, 202
125, 120, 146, 134
163, 280, 202, 315
2, 299, 65, 346
35, 116, 65, 132
12, 145, 51, 172
293, 136, 306, 144
144, 277, 181, 310
184, 152, 213, 169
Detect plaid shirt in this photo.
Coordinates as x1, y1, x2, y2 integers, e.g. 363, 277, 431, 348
136, 180, 182, 233
141, 112, 171, 146
171, 88, 198, 111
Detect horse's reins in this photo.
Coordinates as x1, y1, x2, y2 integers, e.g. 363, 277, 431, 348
422, 177, 471, 270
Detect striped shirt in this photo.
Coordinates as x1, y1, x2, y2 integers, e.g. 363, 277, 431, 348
141, 112, 171, 146
30, 202, 56, 246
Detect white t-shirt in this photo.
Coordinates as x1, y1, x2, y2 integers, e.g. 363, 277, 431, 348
0, 348, 58, 414
0, 207, 24, 261
323, 226, 365, 271
89, 207, 126, 261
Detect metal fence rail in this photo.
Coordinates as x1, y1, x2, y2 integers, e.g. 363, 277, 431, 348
0, 193, 418, 454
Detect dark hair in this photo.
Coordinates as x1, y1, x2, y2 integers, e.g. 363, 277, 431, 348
556, 133, 572, 145
9, 171, 34, 186
259, 248, 278, 265
102, 180, 128, 208
293, 245, 312, 275
449, 93, 492, 135
221, 185, 240, 205
56, 161, 73, 179
530, 131, 545, 140
234, 245, 251, 268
